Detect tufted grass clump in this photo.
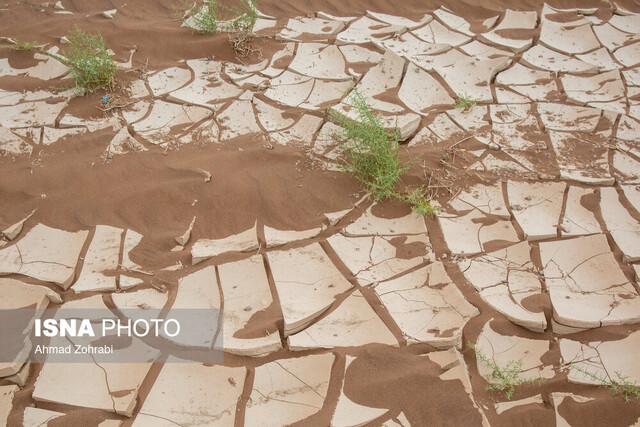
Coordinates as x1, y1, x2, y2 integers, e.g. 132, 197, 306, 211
571, 365, 640, 403
60, 26, 116, 94
471, 343, 546, 400
180, 0, 258, 35
329, 88, 436, 215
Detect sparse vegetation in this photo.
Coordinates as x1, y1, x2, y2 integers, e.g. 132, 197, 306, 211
470, 343, 546, 400
401, 186, 438, 216
58, 26, 116, 94
329, 88, 436, 215
571, 365, 640, 403
455, 94, 477, 112
0, 39, 39, 51
180, 0, 258, 35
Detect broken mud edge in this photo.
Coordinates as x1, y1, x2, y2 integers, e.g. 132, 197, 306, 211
34, 344, 114, 355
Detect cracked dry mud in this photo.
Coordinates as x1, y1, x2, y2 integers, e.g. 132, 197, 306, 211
2, 0, 640, 426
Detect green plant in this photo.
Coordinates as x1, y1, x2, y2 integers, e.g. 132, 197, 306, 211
180, 0, 258, 34
330, 88, 405, 200
329, 88, 437, 215
571, 365, 640, 403
402, 186, 438, 215
59, 26, 116, 94
470, 343, 546, 400
0, 39, 39, 51
455, 94, 476, 112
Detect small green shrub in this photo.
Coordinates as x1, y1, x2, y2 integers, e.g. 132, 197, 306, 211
0, 39, 39, 51
181, 0, 258, 34
455, 94, 476, 112
402, 187, 438, 216
571, 365, 640, 403
470, 343, 546, 400
329, 88, 436, 215
60, 26, 116, 93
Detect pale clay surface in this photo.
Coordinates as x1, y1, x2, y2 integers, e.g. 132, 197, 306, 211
5, 5, 640, 424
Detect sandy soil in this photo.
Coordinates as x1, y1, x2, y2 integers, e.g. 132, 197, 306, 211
2, 0, 640, 426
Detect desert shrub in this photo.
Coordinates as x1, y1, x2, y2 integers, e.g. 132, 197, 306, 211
0, 39, 39, 51
471, 343, 546, 400
181, 0, 258, 34
60, 26, 116, 93
571, 365, 640, 403
329, 88, 436, 215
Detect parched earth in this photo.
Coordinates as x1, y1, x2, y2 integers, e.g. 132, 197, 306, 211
2, 0, 640, 425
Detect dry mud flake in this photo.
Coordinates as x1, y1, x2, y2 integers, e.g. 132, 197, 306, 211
218, 255, 282, 356
480, 9, 537, 52
495, 63, 558, 101
548, 131, 613, 185
367, 11, 431, 30
191, 222, 258, 264
336, 49, 405, 114
245, 353, 333, 426
288, 43, 351, 81
374, 261, 479, 348
253, 98, 294, 132
168, 59, 242, 108
507, 181, 566, 240
164, 266, 221, 348
147, 67, 192, 96
561, 70, 625, 106
344, 205, 428, 236
437, 208, 518, 256
336, 16, 405, 45
459, 241, 547, 332
263, 225, 321, 247
22, 407, 65, 426
560, 330, 640, 389
538, 20, 600, 55
600, 187, 640, 262
412, 19, 471, 46
614, 41, 640, 67
267, 242, 353, 335
72, 225, 123, 293
132, 100, 212, 145
474, 321, 554, 384
287, 289, 398, 350
0, 386, 17, 426
327, 233, 431, 286
559, 186, 601, 237
495, 394, 545, 415
112, 288, 168, 310
0, 126, 32, 156
425, 49, 511, 103
32, 297, 158, 417
0, 278, 58, 377
447, 182, 509, 218
522, 45, 598, 74
424, 113, 465, 142
133, 363, 246, 426
537, 103, 601, 133
279, 16, 345, 41
0, 224, 88, 288
217, 100, 262, 141
377, 33, 449, 63
0, 99, 68, 129
398, 63, 454, 115
540, 233, 640, 329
